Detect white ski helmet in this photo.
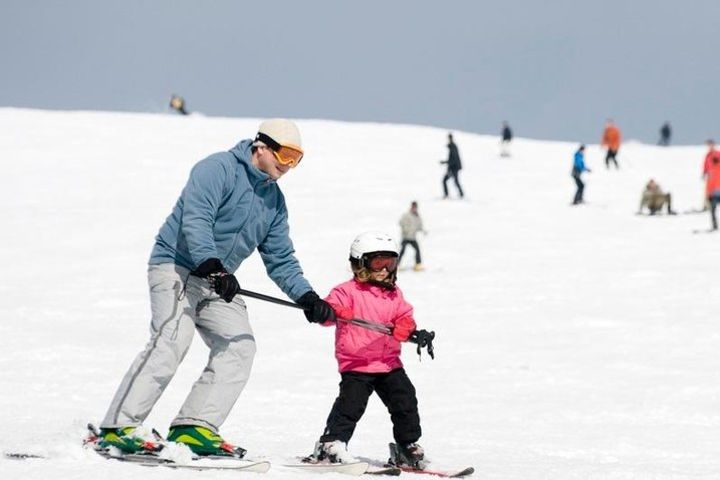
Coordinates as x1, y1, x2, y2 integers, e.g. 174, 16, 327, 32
349, 231, 399, 260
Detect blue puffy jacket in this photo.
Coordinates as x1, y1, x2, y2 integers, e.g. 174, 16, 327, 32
573, 151, 588, 173
149, 139, 312, 301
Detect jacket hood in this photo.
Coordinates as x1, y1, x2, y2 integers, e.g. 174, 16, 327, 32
230, 139, 272, 184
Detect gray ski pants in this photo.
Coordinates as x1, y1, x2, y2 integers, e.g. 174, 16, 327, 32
100, 263, 256, 433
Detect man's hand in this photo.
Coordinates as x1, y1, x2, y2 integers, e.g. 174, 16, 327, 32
297, 291, 337, 323
193, 258, 240, 303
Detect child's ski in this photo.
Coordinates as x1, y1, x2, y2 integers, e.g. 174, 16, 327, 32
394, 466, 475, 478
282, 460, 370, 475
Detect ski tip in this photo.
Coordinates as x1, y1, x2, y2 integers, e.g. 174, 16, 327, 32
4, 452, 47, 460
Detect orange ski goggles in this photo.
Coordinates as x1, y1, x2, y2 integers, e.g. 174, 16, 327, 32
271, 144, 304, 168
255, 132, 304, 168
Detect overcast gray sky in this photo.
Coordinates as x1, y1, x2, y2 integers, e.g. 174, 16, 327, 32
1, 1, 718, 144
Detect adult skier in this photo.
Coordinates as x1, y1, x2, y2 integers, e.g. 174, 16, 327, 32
441, 133, 464, 199
571, 144, 591, 205
658, 122, 671, 146
500, 121, 513, 157
398, 201, 426, 271
637, 179, 676, 215
95, 119, 336, 456
705, 155, 720, 230
601, 119, 622, 169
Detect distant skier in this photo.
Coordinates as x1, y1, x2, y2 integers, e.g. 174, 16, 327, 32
441, 133, 464, 198
637, 179, 676, 215
398, 201, 426, 271
500, 121, 513, 157
601, 119, 622, 169
305, 232, 434, 468
658, 122, 671, 146
571, 144, 591, 205
701, 139, 720, 211
705, 155, 720, 230
95, 119, 335, 457
169, 94, 189, 115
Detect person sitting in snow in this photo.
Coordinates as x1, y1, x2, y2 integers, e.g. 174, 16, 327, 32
305, 232, 434, 469
637, 179, 677, 215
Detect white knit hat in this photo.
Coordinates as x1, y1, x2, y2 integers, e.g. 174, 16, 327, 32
254, 119, 302, 150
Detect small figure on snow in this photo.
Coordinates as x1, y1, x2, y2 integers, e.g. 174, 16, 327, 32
306, 232, 434, 469
500, 121, 513, 157
398, 201, 426, 271
169, 94, 189, 115
705, 154, 720, 230
441, 133, 464, 199
701, 139, 720, 211
658, 121, 671, 146
571, 144, 591, 205
601, 119, 622, 169
96, 119, 335, 457
637, 179, 677, 215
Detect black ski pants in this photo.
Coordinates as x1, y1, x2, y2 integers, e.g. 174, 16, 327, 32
399, 240, 422, 265
605, 149, 619, 169
442, 170, 464, 198
572, 171, 585, 204
320, 369, 421, 446
710, 194, 720, 230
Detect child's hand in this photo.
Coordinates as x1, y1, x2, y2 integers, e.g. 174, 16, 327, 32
329, 303, 354, 321
393, 316, 416, 341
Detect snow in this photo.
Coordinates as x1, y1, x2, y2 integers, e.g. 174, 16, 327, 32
0, 108, 718, 479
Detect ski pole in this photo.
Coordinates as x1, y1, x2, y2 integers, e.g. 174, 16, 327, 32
235, 287, 433, 358
236, 288, 392, 334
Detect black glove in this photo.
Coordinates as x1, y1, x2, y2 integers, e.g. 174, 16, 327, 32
296, 290, 336, 323
409, 329, 436, 359
193, 258, 240, 303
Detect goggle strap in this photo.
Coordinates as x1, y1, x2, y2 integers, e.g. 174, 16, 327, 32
254, 132, 281, 151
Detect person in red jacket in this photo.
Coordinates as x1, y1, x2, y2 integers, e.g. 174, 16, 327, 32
705, 155, 720, 230
305, 232, 434, 469
601, 119, 622, 169
701, 140, 720, 211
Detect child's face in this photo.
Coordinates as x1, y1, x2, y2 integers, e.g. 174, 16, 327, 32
369, 269, 390, 282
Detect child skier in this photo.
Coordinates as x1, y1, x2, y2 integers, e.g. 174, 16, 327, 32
306, 232, 434, 469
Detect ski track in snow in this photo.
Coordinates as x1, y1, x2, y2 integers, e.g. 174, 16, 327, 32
0, 108, 718, 479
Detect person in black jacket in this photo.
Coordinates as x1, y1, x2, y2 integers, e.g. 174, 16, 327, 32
658, 122, 671, 146
441, 133, 464, 199
501, 121, 513, 157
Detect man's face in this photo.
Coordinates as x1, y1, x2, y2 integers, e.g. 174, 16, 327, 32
255, 145, 291, 180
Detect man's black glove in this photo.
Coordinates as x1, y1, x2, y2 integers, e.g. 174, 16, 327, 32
193, 258, 240, 303
296, 290, 336, 323
409, 329, 436, 359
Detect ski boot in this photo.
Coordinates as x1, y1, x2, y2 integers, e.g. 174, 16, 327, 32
303, 440, 357, 464
167, 425, 246, 458
388, 442, 427, 469
89, 425, 163, 454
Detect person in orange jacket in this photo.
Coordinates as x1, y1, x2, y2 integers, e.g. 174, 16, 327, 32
705, 154, 720, 230
700, 140, 720, 211
601, 119, 622, 169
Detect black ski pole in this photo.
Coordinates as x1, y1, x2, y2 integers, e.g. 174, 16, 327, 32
236, 288, 392, 334
235, 287, 433, 357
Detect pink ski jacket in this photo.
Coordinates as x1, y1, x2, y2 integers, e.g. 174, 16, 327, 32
323, 279, 415, 373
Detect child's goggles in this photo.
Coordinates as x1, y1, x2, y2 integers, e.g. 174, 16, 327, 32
365, 254, 399, 272
255, 132, 304, 168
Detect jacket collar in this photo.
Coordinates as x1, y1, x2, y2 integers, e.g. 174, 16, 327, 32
230, 139, 275, 185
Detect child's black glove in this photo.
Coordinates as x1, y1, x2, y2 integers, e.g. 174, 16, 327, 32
409, 329, 436, 359
296, 291, 337, 323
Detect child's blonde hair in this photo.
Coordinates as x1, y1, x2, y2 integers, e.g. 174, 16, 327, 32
350, 262, 397, 289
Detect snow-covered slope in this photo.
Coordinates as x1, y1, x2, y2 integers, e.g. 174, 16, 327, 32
0, 108, 717, 479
